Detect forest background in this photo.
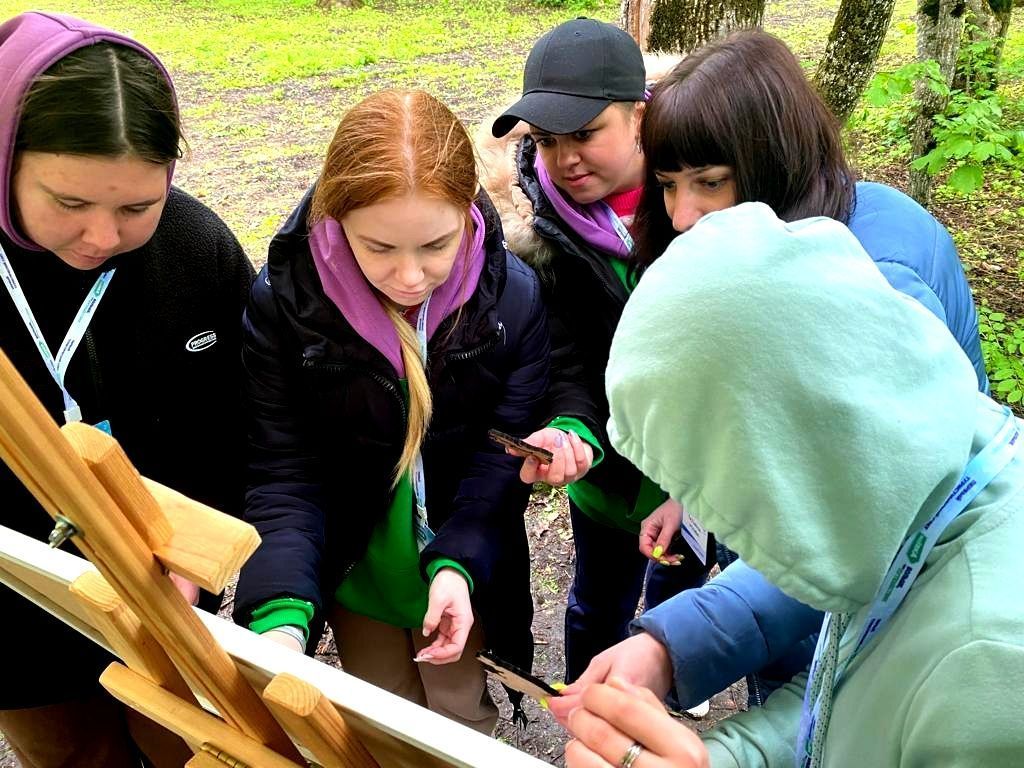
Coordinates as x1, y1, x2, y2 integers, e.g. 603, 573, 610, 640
0, 0, 1020, 765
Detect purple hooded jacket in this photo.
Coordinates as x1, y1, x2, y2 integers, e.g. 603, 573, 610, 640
0, 11, 176, 250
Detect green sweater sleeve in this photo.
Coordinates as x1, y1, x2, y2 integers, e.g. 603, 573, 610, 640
701, 671, 807, 767
547, 416, 606, 468
248, 597, 315, 639
426, 559, 474, 593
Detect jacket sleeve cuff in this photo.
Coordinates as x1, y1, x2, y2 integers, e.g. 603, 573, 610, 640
248, 597, 315, 639
547, 416, 605, 467
426, 559, 474, 594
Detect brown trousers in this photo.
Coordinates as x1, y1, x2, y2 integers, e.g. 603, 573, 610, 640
328, 605, 498, 734
0, 691, 192, 768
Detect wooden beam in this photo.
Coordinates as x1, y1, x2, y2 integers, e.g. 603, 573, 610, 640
102, 663, 304, 768
144, 477, 260, 594
70, 570, 197, 705
0, 349, 300, 760
263, 673, 380, 768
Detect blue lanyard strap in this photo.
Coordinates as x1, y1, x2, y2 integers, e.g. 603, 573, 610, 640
411, 293, 434, 552
601, 202, 634, 253
0, 243, 115, 424
797, 406, 1020, 767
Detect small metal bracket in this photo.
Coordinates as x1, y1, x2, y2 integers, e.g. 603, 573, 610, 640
199, 744, 251, 767
47, 514, 79, 548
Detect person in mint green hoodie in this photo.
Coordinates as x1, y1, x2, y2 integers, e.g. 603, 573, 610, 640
560, 202, 1024, 768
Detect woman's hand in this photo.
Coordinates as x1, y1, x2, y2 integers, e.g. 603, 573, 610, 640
548, 632, 673, 729
639, 499, 685, 566
512, 427, 594, 486
565, 677, 709, 768
416, 568, 473, 665
169, 572, 200, 606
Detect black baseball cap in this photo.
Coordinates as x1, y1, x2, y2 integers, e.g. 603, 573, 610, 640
491, 18, 646, 138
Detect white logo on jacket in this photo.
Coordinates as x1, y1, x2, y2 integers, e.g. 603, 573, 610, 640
185, 330, 217, 352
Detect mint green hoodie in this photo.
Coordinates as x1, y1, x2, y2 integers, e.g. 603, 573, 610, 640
606, 203, 1024, 767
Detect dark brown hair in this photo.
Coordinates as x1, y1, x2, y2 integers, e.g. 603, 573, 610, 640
16, 43, 181, 164
632, 30, 854, 274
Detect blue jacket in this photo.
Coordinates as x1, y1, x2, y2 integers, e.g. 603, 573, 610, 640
632, 181, 989, 708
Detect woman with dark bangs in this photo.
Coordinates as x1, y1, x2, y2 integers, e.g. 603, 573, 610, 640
550, 29, 990, 725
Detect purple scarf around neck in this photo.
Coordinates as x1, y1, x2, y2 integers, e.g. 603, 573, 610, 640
308, 203, 487, 377
534, 152, 632, 260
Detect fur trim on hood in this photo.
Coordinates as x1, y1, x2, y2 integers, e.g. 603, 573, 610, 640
475, 120, 557, 270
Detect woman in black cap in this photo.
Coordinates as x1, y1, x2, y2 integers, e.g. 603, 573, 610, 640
478, 18, 710, 687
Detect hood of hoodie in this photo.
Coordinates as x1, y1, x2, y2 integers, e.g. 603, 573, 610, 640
0, 12, 177, 250
308, 203, 487, 377
606, 203, 981, 614
265, 186, 509, 378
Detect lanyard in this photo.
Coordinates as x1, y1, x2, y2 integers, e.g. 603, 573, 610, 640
601, 203, 634, 252
797, 406, 1020, 766
0, 243, 115, 424
411, 293, 435, 552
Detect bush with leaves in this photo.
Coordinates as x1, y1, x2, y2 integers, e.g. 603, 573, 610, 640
980, 305, 1024, 406
862, 29, 1024, 195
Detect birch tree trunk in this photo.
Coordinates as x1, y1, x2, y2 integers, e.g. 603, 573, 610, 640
813, 0, 898, 124
620, 0, 765, 53
908, 0, 967, 205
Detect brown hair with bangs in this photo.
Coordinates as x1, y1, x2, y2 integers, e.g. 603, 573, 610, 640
310, 90, 477, 486
632, 30, 854, 274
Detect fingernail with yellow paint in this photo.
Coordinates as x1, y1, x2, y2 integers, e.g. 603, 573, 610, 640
552, 682, 566, 692
539, 697, 549, 709
652, 545, 664, 558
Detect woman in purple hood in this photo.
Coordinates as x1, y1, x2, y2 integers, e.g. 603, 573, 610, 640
0, 12, 253, 767
232, 89, 549, 733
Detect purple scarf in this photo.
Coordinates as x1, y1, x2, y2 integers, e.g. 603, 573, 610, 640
534, 152, 632, 260
309, 203, 487, 377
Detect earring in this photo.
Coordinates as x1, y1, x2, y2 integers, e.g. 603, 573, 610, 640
635, 136, 642, 154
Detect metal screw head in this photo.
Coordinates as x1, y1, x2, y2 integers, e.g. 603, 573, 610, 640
47, 515, 78, 548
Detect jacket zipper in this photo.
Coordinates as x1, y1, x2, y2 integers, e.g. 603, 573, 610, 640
445, 328, 500, 363
301, 358, 407, 422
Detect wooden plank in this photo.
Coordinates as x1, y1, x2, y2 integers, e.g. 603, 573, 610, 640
102, 663, 304, 768
70, 570, 197, 705
64, 423, 260, 594
263, 673, 380, 768
0, 349, 301, 760
144, 477, 260, 594
1, 526, 553, 767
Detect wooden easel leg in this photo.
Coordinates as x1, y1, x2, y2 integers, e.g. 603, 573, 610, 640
101, 663, 306, 768
263, 673, 380, 768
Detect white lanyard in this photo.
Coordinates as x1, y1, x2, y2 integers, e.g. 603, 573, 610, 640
601, 202, 634, 252
796, 406, 1020, 766
0, 243, 115, 424
411, 293, 435, 552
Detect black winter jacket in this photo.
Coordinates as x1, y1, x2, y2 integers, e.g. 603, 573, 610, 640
480, 132, 642, 504
233, 190, 549, 676
0, 188, 253, 708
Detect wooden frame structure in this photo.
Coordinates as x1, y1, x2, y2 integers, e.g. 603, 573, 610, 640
0, 347, 551, 768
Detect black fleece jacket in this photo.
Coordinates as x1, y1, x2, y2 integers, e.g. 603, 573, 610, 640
0, 188, 253, 708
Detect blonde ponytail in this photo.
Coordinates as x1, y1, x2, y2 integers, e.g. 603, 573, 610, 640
382, 301, 433, 488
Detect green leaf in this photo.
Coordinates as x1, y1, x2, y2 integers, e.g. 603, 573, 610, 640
971, 141, 996, 162
1008, 389, 1022, 404
951, 138, 975, 158
996, 379, 1018, 394
947, 164, 984, 194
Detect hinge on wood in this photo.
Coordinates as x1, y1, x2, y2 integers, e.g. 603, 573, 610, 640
200, 744, 250, 767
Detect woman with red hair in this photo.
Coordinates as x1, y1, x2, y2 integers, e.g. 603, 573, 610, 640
233, 90, 549, 731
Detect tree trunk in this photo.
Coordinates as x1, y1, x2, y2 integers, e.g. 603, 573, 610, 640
908, 0, 967, 205
813, 0, 898, 125
621, 0, 656, 51
620, 0, 765, 54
